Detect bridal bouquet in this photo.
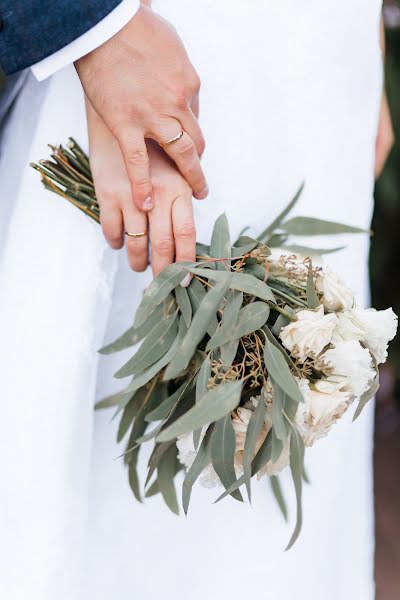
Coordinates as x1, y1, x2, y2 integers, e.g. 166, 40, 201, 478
33, 140, 398, 548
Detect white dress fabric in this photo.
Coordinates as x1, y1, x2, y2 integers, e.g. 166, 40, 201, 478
0, 1, 383, 598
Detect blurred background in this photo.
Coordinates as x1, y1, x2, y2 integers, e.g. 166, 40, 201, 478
373, 2, 400, 598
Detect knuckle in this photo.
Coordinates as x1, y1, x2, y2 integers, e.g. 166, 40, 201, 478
126, 149, 149, 168
174, 89, 189, 110
153, 236, 175, 257
197, 137, 206, 156
176, 221, 196, 240
177, 139, 196, 160
188, 73, 201, 95
104, 231, 123, 250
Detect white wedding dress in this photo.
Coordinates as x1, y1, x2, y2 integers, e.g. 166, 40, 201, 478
0, 1, 382, 598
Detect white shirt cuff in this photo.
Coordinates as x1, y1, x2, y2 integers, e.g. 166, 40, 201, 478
31, 0, 141, 81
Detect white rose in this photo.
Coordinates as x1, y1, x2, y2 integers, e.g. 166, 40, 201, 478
295, 377, 351, 446
319, 340, 375, 397
280, 305, 337, 362
315, 267, 354, 312
333, 307, 397, 365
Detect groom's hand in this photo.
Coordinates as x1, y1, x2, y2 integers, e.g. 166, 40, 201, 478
75, 4, 207, 212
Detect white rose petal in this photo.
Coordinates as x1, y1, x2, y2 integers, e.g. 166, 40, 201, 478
280, 305, 337, 362
319, 340, 375, 397
295, 377, 351, 446
315, 266, 355, 312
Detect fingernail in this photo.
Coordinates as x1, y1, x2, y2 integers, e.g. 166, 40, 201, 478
180, 273, 192, 288
143, 196, 153, 210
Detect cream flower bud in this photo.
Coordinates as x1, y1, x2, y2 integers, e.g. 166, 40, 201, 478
315, 267, 354, 312
279, 305, 337, 362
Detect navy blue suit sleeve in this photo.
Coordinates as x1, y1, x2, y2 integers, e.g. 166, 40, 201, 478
0, 1, 124, 75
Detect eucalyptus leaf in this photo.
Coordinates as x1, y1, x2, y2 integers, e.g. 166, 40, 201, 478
243, 396, 266, 502
145, 479, 160, 498
193, 356, 212, 449
146, 382, 187, 422
95, 391, 126, 410
281, 244, 345, 256
281, 216, 369, 237
187, 277, 218, 336
157, 381, 242, 442
117, 389, 144, 443
114, 310, 178, 379
257, 182, 304, 241
263, 336, 303, 405
231, 241, 259, 257
306, 263, 319, 309
175, 286, 192, 328
157, 443, 180, 515
207, 302, 270, 351
146, 440, 176, 487
271, 428, 284, 463
220, 290, 243, 365
164, 276, 232, 380
353, 371, 380, 421
271, 313, 290, 337
286, 427, 305, 550
210, 213, 231, 270
211, 415, 243, 501
262, 325, 298, 371
189, 268, 276, 302
119, 317, 187, 409
270, 476, 288, 521
99, 303, 164, 355
182, 425, 214, 514
214, 430, 273, 502
134, 262, 190, 328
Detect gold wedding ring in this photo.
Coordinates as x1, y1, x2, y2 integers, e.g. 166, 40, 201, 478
160, 129, 184, 148
125, 231, 148, 238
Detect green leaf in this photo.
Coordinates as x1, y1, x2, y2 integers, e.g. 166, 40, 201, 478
95, 391, 125, 410
220, 290, 243, 365
270, 476, 288, 521
114, 310, 178, 379
262, 325, 298, 371
306, 263, 319, 309
196, 242, 211, 256
210, 213, 231, 270
231, 242, 259, 257
271, 428, 284, 463
146, 382, 187, 422
353, 371, 380, 421
134, 262, 190, 328
271, 313, 291, 337
117, 390, 142, 443
257, 183, 304, 241
145, 479, 160, 498
146, 440, 176, 487
214, 429, 273, 502
118, 317, 187, 409
157, 443, 180, 515
211, 415, 243, 501
263, 336, 303, 405
157, 381, 242, 443
182, 425, 214, 514
193, 356, 212, 449
207, 302, 270, 351
175, 286, 192, 328
281, 244, 345, 256
271, 382, 297, 443
281, 216, 369, 237
188, 268, 275, 302
243, 397, 266, 502
99, 303, 164, 354
164, 276, 232, 380
187, 276, 218, 336
286, 427, 305, 550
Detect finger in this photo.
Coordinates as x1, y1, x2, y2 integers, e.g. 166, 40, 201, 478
157, 125, 208, 200
99, 205, 124, 249
117, 128, 154, 212
123, 207, 149, 272
172, 193, 196, 287
149, 194, 175, 277
179, 102, 205, 157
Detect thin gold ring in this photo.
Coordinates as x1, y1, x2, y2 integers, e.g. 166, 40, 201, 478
160, 129, 184, 148
125, 231, 148, 238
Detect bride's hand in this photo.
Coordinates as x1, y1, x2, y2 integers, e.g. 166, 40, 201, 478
86, 99, 196, 280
